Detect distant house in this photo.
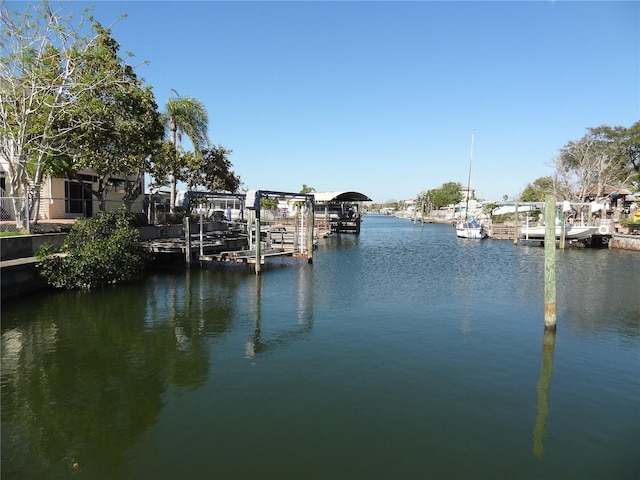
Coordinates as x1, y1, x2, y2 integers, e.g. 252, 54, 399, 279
460, 187, 476, 202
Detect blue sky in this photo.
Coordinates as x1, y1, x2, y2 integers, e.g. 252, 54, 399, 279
26, 1, 640, 202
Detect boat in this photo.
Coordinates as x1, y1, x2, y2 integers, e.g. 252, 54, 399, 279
519, 225, 600, 240
456, 219, 489, 239
456, 133, 489, 239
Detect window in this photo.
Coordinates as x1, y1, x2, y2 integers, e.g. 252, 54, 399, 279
65, 181, 92, 216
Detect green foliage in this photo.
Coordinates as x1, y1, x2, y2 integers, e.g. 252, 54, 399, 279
162, 94, 211, 211
183, 145, 240, 192
521, 177, 554, 202
588, 122, 640, 190
261, 197, 279, 210
51, 22, 164, 211
163, 95, 210, 151
428, 182, 463, 209
36, 209, 151, 289
619, 216, 633, 227
482, 202, 499, 216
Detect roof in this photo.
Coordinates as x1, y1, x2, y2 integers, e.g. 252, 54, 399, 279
313, 191, 372, 203
586, 185, 633, 196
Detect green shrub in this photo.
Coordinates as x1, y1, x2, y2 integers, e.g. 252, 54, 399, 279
36, 209, 152, 289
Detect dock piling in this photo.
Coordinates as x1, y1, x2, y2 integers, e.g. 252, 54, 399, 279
544, 194, 557, 330
513, 203, 519, 245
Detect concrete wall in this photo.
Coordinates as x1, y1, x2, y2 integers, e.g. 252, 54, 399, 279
609, 234, 640, 252
0, 233, 67, 261
1, 260, 49, 301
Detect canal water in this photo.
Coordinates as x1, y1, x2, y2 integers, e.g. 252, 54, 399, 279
1, 215, 639, 479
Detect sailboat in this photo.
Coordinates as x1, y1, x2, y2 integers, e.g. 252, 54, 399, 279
456, 133, 488, 239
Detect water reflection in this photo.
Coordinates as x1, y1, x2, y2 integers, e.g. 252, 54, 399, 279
245, 264, 315, 357
0, 269, 246, 478
533, 328, 557, 459
1, 290, 168, 477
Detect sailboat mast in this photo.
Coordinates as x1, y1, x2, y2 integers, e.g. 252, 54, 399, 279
465, 132, 474, 221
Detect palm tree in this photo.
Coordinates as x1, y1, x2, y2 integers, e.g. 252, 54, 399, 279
299, 184, 316, 194
162, 92, 210, 211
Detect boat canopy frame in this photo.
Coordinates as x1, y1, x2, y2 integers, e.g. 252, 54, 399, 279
180, 190, 246, 217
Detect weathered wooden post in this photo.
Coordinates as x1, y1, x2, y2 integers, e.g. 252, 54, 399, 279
306, 199, 314, 264
241, 189, 262, 274
513, 202, 519, 245
247, 209, 254, 250
255, 216, 261, 275
544, 194, 557, 330
198, 207, 204, 257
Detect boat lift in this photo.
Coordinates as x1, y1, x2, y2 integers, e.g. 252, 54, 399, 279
184, 190, 315, 274
243, 190, 315, 274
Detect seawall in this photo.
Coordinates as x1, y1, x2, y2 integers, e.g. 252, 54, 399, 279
608, 233, 640, 252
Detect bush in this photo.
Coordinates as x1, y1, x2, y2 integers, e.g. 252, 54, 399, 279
36, 209, 152, 289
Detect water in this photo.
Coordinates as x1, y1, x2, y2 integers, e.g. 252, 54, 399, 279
2, 215, 639, 479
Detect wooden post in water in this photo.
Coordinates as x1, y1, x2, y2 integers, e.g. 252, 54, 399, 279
513, 203, 519, 245
255, 216, 261, 275
306, 200, 314, 263
544, 194, 557, 330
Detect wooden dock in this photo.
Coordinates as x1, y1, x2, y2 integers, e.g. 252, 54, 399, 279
198, 246, 297, 264
490, 225, 517, 240
330, 217, 362, 234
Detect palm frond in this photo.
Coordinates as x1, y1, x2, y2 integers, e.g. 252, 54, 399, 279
164, 96, 210, 152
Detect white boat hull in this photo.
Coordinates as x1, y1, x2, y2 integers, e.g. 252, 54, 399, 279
520, 225, 600, 240
456, 222, 488, 239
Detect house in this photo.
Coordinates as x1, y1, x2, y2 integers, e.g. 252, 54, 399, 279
0, 161, 144, 222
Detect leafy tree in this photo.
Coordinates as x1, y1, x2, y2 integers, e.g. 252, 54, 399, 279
300, 184, 315, 194
162, 93, 210, 211
260, 197, 278, 211
429, 182, 463, 209
589, 121, 640, 192
182, 145, 240, 193
36, 208, 151, 289
415, 190, 431, 214
554, 123, 637, 201
521, 176, 555, 202
148, 141, 191, 189
52, 22, 164, 212
620, 121, 640, 191
0, 2, 123, 223
482, 202, 499, 223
